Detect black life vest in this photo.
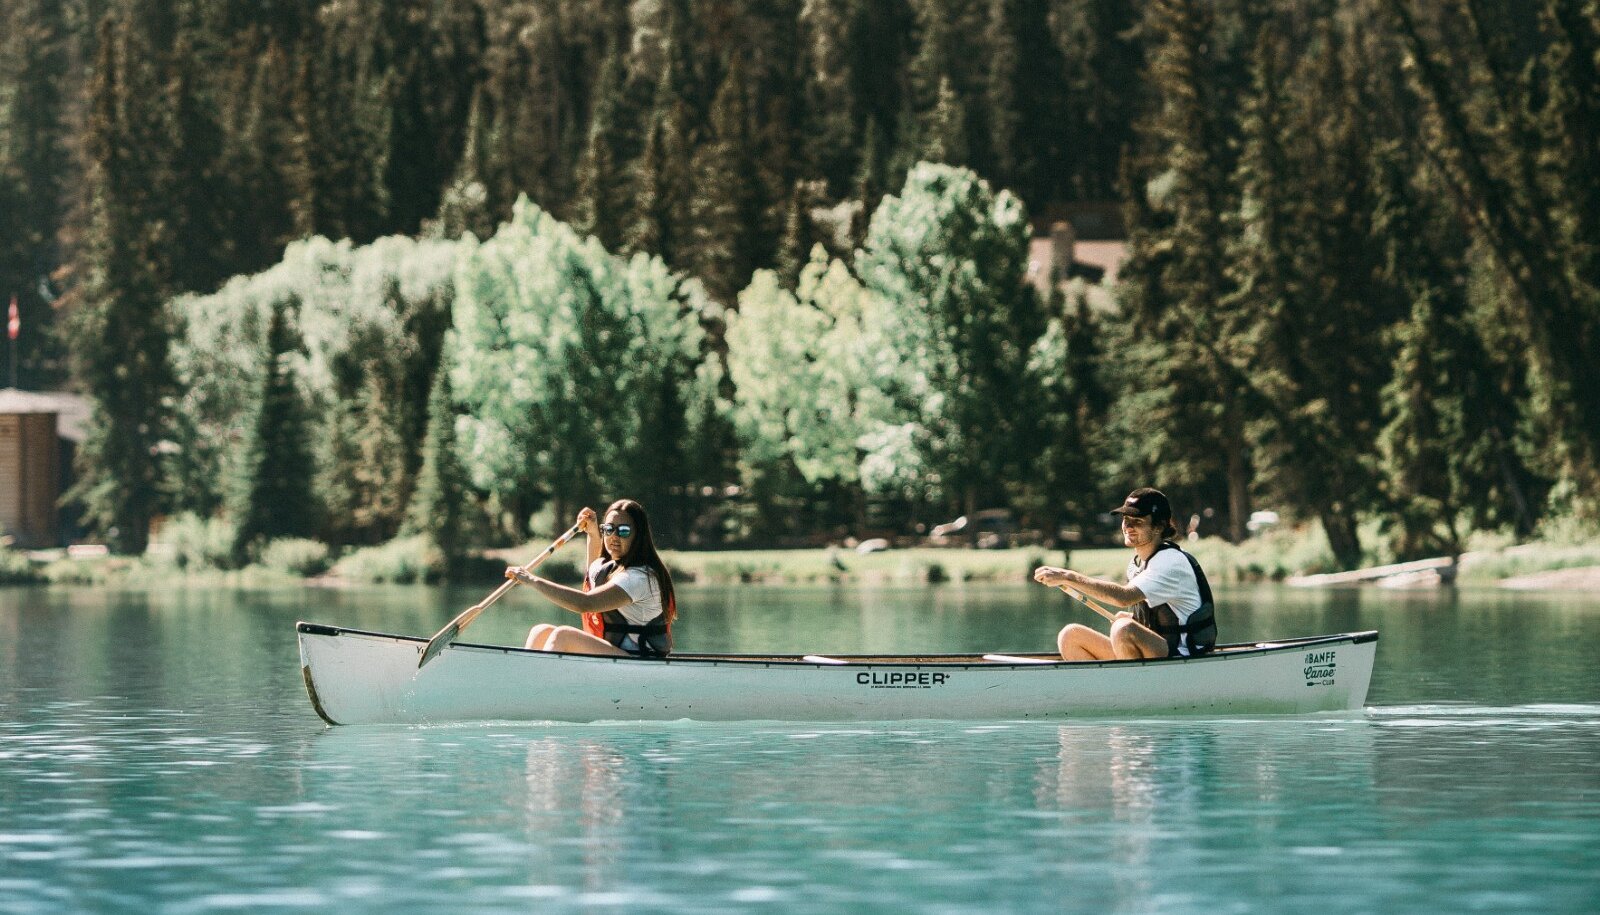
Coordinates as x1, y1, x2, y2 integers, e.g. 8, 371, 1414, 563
1131, 540, 1217, 658
585, 559, 672, 657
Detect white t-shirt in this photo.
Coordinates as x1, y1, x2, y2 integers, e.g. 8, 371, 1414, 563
1126, 547, 1202, 621
589, 559, 663, 625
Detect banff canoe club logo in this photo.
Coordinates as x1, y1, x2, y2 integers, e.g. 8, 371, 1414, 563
1303, 650, 1337, 687
856, 671, 950, 689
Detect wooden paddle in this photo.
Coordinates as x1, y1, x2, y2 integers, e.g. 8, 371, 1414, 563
1058, 585, 1119, 623
416, 522, 584, 670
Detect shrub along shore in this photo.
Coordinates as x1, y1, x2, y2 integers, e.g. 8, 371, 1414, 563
8, 523, 1599, 590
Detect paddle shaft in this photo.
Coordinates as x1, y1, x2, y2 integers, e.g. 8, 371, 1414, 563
462, 521, 584, 629
1059, 585, 1120, 623
417, 522, 584, 669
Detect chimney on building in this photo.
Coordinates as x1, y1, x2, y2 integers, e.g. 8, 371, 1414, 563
1050, 221, 1076, 284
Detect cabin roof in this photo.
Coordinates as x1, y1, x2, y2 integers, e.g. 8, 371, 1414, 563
0, 388, 91, 442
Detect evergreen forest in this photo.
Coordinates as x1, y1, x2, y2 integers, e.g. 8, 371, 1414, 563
1, 0, 1596, 571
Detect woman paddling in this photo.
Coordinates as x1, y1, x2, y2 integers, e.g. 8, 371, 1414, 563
505, 499, 677, 656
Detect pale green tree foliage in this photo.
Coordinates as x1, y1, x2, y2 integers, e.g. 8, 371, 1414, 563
856, 162, 1045, 516
169, 234, 457, 541
725, 247, 904, 532
451, 195, 715, 537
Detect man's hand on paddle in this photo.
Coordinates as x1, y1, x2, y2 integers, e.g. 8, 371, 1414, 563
1035, 567, 1133, 619
1033, 566, 1077, 588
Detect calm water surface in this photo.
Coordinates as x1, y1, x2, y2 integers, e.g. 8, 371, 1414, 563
2, 582, 1598, 912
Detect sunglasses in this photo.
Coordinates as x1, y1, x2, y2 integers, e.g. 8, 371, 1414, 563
599, 523, 634, 539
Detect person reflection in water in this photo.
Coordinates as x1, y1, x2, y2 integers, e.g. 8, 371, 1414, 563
506, 499, 677, 657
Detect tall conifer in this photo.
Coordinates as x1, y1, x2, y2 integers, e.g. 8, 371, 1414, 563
689, 57, 758, 304
798, 0, 859, 195
403, 345, 470, 560
228, 298, 315, 563
1387, 0, 1600, 514
1116, 0, 1253, 542
570, 48, 628, 250
69, 11, 180, 555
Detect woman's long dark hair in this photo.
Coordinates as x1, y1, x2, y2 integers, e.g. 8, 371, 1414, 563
608, 498, 676, 623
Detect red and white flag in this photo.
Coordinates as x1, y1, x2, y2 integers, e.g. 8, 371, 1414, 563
6, 294, 17, 341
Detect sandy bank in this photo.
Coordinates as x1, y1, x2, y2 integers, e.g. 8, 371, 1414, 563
1496, 565, 1600, 591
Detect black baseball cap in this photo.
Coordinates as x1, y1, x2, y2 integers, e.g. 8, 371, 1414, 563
1110, 488, 1172, 521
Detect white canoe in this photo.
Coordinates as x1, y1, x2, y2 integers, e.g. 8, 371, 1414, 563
296, 622, 1378, 725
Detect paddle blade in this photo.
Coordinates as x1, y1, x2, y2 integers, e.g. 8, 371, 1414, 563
417, 620, 461, 669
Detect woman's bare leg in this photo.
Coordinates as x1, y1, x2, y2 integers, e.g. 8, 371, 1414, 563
525, 623, 558, 650
540, 626, 631, 657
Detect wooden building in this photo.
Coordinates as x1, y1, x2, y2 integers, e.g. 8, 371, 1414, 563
1026, 201, 1129, 307
0, 389, 87, 548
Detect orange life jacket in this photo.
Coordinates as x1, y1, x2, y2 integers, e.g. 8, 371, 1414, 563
582, 559, 674, 656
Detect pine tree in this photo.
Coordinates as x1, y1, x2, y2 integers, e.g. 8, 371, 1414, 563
688, 57, 758, 304
798, 0, 859, 195
1222, 2, 1392, 566
775, 180, 829, 288
228, 298, 315, 564
570, 48, 627, 249
0, 0, 69, 388
1372, 134, 1542, 553
625, 110, 670, 258
349, 370, 411, 541
852, 115, 887, 212
923, 77, 969, 166
1387, 0, 1600, 515
286, 16, 390, 243
434, 86, 498, 240
402, 346, 470, 560
215, 39, 300, 278
624, 58, 694, 266
1048, 0, 1143, 200
167, 32, 232, 294
894, 0, 978, 174
1115, 0, 1253, 542
68, 11, 180, 555
982, 0, 1020, 184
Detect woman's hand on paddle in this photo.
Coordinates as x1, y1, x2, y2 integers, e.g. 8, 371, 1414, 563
576, 507, 599, 538
505, 566, 538, 585
1033, 566, 1077, 588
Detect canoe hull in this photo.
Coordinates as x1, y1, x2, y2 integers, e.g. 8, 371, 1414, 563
297, 623, 1378, 725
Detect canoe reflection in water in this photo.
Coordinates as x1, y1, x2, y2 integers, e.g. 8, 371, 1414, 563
523, 738, 630, 889
1037, 719, 1379, 893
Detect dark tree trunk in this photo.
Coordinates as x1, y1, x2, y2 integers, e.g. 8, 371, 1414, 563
1320, 508, 1362, 570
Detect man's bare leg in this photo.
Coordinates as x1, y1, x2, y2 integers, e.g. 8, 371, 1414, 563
1109, 618, 1169, 660
1058, 623, 1117, 661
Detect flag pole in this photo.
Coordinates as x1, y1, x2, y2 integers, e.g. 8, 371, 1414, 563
7, 293, 18, 389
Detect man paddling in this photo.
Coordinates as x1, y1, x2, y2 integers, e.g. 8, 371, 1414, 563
1033, 488, 1217, 661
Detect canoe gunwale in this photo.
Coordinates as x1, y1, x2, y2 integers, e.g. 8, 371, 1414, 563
295, 621, 1376, 670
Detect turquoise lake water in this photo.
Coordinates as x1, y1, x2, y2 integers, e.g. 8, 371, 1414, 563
2, 582, 1598, 912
